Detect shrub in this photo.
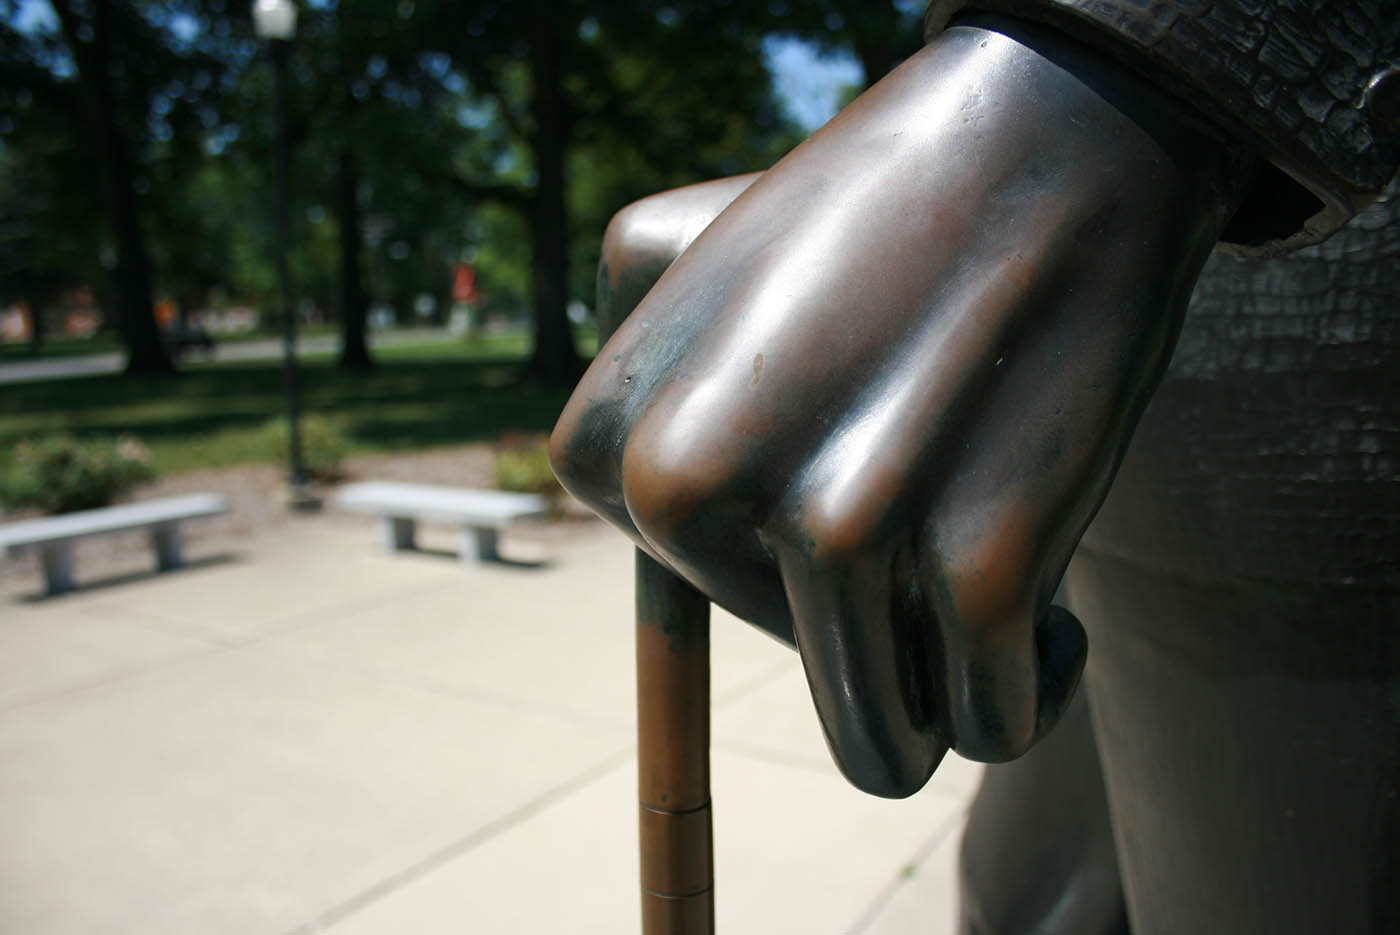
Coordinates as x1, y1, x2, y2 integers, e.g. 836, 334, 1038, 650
256, 414, 348, 480
496, 433, 564, 509
2, 434, 157, 515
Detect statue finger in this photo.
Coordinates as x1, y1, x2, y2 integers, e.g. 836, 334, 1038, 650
917, 490, 1088, 762
770, 535, 948, 798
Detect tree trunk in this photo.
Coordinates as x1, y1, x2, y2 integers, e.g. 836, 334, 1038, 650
52, 0, 173, 375
26, 298, 44, 355
522, 19, 582, 386
336, 146, 373, 370
108, 133, 170, 374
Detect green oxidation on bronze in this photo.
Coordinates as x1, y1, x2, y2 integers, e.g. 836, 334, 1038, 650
636, 550, 709, 652
597, 251, 685, 344
604, 261, 673, 337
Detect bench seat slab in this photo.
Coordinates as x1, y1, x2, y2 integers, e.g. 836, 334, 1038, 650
0, 494, 226, 595
340, 482, 547, 564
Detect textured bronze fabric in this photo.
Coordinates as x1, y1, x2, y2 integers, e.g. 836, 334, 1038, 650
956, 182, 1398, 935
1065, 182, 1399, 932
1084, 180, 1399, 588
925, 1, 1400, 252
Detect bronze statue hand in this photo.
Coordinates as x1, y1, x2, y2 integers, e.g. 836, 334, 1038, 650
552, 22, 1241, 797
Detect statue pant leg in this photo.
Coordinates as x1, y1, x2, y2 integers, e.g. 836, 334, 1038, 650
960, 565, 1397, 935
1064, 186, 1400, 934
959, 685, 1129, 934
1068, 557, 1398, 933
957, 185, 1398, 934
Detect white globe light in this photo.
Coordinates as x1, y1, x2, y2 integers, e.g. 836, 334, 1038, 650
253, 0, 297, 40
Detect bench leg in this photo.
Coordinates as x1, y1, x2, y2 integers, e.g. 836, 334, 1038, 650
150, 523, 184, 572
460, 526, 499, 564
39, 543, 76, 596
383, 516, 416, 552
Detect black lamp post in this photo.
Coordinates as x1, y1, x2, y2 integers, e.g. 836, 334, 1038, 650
254, 0, 317, 510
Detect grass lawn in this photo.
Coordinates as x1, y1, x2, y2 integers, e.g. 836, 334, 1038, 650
0, 337, 593, 476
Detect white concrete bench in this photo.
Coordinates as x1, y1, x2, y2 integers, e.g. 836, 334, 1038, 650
336, 481, 550, 564
0, 493, 229, 595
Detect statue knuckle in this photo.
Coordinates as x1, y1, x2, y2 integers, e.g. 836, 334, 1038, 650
545, 423, 582, 490
797, 499, 887, 563
621, 429, 737, 542
603, 198, 679, 271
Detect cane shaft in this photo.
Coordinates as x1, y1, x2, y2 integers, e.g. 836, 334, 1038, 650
636, 551, 713, 934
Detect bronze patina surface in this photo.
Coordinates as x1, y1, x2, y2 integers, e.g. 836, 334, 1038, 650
554, 22, 1240, 798
554, 13, 1398, 934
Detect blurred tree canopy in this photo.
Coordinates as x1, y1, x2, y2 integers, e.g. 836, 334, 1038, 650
0, 0, 921, 383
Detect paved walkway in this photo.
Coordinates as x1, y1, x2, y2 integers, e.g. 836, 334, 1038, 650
0, 512, 978, 933
0, 328, 461, 385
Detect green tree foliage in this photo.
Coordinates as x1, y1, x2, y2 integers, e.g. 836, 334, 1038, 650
275, 0, 467, 369
777, 0, 925, 84
407, 1, 820, 384
1, 0, 258, 372
2, 0, 922, 384
2, 432, 155, 514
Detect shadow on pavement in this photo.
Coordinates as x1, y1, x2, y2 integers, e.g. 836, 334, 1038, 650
395, 545, 552, 571
13, 552, 243, 604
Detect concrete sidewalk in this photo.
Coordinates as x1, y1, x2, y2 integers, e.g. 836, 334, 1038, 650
0, 514, 978, 933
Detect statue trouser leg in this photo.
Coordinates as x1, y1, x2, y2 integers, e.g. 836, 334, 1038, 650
963, 566, 1396, 935
958, 184, 1398, 934
1067, 558, 1398, 934
1061, 186, 1400, 934
959, 686, 1129, 934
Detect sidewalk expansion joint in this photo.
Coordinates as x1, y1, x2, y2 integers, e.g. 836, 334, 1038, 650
284, 744, 635, 935
842, 805, 970, 935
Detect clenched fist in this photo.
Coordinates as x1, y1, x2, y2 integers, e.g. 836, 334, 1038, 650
552, 21, 1242, 797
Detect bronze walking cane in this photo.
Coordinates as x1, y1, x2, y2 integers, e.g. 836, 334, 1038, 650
561, 175, 758, 935
635, 551, 714, 934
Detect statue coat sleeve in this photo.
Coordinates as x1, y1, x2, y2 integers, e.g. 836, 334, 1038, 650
925, 0, 1400, 253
